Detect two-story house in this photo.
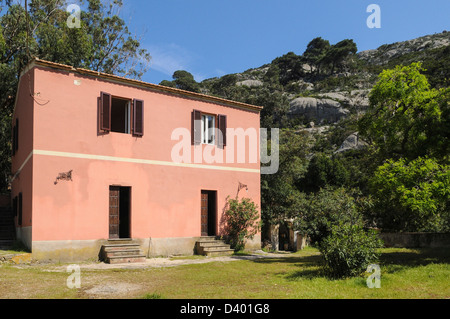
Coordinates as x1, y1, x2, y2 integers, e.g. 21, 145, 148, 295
11, 58, 262, 262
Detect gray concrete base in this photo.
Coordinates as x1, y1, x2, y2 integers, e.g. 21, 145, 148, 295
16, 226, 32, 251
30, 235, 262, 262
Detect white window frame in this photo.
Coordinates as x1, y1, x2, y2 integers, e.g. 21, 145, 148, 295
201, 114, 216, 145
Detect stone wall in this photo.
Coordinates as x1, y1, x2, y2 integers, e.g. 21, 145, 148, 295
379, 232, 450, 248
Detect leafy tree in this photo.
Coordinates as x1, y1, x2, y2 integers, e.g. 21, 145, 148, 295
301, 153, 350, 193
369, 157, 450, 232
171, 70, 200, 93
303, 37, 330, 75
0, 0, 151, 192
223, 197, 261, 251
210, 73, 237, 98
261, 129, 310, 227
295, 187, 364, 245
321, 39, 357, 74
359, 62, 447, 162
271, 52, 304, 85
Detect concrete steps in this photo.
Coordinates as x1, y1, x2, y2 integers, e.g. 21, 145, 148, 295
100, 239, 146, 264
195, 236, 234, 257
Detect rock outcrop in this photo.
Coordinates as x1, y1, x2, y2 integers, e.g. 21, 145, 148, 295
288, 97, 349, 123
335, 132, 368, 154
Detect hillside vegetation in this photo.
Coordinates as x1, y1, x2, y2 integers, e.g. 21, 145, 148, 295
160, 32, 450, 240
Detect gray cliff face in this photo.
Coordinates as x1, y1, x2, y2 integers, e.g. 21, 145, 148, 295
288, 97, 350, 124
357, 31, 450, 65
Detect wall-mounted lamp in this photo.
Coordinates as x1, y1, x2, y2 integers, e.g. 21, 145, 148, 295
54, 170, 73, 185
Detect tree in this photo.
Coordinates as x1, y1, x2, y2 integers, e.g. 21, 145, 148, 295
358, 62, 447, 162
369, 157, 450, 232
321, 39, 357, 74
294, 187, 364, 245
261, 129, 310, 227
170, 70, 200, 93
271, 52, 304, 85
0, 0, 151, 192
303, 37, 330, 75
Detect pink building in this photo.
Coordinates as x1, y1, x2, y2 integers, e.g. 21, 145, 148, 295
11, 58, 262, 262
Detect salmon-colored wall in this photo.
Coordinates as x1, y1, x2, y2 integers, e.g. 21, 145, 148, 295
11, 69, 35, 229
25, 65, 261, 242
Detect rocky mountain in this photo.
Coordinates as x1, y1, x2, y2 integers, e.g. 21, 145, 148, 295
162, 31, 449, 142
195, 32, 449, 128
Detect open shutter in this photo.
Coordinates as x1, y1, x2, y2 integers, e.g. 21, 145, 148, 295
218, 114, 227, 148
133, 99, 144, 137
192, 109, 202, 145
100, 92, 111, 132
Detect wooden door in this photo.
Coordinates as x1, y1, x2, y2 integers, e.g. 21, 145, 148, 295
201, 191, 209, 237
109, 186, 120, 239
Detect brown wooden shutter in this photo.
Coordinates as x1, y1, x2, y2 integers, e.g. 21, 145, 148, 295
133, 99, 144, 137
218, 114, 227, 148
100, 92, 111, 132
192, 109, 202, 145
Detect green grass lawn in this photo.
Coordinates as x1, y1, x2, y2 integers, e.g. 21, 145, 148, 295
0, 247, 448, 299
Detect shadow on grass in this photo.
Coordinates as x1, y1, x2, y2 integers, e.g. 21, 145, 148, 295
379, 247, 450, 273
252, 247, 450, 281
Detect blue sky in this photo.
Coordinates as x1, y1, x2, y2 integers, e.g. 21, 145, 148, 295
119, 0, 450, 84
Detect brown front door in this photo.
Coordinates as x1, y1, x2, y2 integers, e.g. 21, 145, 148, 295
201, 191, 209, 237
109, 186, 120, 239
201, 190, 217, 237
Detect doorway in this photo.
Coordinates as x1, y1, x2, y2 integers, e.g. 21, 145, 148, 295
109, 186, 131, 239
201, 190, 217, 237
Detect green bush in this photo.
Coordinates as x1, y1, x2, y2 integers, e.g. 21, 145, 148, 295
319, 222, 383, 278
223, 197, 261, 251
295, 187, 363, 245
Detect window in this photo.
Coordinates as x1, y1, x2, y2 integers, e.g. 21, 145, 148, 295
202, 114, 216, 145
100, 92, 144, 137
192, 110, 227, 148
111, 97, 131, 134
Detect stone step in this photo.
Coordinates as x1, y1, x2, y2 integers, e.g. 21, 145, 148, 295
106, 255, 147, 264
195, 238, 234, 256
196, 236, 217, 242
102, 244, 141, 251
196, 240, 227, 247
204, 249, 234, 257
104, 249, 143, 258
100, 241, 146, 264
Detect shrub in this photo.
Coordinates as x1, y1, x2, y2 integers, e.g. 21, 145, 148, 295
319, 222, 383, 278
223, 197, 261, 251
369, 157, 450, 232
295, 187, 363, 245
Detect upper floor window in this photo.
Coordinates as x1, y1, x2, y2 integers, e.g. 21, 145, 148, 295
202, 114, 215, 145
100, 92, 144, 137
193, 110, 227, 148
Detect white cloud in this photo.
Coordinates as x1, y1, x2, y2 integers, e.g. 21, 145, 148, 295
147, 43, 205, 81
